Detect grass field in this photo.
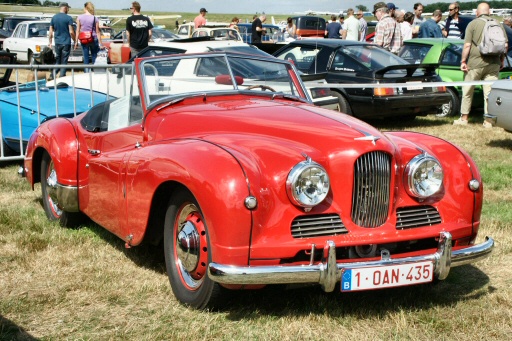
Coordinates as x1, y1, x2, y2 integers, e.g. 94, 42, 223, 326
1, 113, 511, 340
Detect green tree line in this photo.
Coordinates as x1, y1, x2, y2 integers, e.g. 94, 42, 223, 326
424, 1, 512, 13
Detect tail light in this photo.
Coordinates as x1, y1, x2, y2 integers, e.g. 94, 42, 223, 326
434, 86, 446, 92
374, 87, 396, 96
310, 88, 330, 99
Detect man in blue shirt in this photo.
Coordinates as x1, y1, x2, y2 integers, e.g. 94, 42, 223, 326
325, 15, 342, 38
48, 2, 75, 78
418, 9, 443, 38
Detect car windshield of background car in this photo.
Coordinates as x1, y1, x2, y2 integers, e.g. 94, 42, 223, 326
399, 44, 433, 64
340, 45, 408, 74
275, 46, 323, 72
140, 54, 304, 108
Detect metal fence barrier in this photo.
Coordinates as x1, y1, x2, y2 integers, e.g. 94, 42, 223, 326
0, 62, 497, 162
0, 63, 132, 161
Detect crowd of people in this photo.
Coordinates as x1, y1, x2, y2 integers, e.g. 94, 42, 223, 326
48, 2, 509, 129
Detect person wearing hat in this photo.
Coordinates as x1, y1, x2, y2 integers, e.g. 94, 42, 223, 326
126, 1, 153, 57
48, 2, 75, 79
387, 3, 398, 18
373, 1, 402, 54
194, 8, 208, 28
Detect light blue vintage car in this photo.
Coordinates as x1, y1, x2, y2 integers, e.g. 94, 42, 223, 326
1, 81, 109, 155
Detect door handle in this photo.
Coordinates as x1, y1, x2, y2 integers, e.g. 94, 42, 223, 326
88, 149, 101, 155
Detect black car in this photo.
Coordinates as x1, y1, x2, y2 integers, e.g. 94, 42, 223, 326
273, 39, 451, 120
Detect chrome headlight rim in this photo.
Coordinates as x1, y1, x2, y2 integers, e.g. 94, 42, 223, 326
286, 158, 330, 208
405, 154, 444, 199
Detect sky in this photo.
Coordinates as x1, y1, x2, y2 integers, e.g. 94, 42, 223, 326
63, 0, 468, 15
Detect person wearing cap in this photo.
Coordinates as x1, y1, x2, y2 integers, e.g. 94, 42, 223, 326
194, 8, 207, 28
48, 2, 75, 79
126, 1, 153, 57
418, 9, 443, 38
387, 3, 398, 18
373, 2, 402, 54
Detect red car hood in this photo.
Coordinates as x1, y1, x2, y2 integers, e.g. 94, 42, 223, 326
151, 97, 398, 172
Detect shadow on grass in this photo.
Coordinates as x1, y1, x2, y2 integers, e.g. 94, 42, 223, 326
214, 264, 490, 319
0, 315, 39, 341
487, 138, 512, 150
367, 115, 447, 130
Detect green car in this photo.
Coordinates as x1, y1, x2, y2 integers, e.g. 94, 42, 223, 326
399, 38, 512, 117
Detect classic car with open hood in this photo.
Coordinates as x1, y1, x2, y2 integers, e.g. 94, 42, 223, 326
22, 52, 493, 309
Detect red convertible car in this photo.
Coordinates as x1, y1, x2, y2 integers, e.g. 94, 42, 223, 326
22, 52, 494, 309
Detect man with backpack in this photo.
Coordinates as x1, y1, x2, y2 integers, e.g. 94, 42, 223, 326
454, 2, 508, 127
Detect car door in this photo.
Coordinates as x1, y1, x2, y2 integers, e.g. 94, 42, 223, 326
6, 23, 28, 60
77, 96, 144, 238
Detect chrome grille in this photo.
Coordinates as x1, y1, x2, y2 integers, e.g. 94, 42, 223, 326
396, 206, 441, 229
351, 151, 391, 227
291, 214, 348, 238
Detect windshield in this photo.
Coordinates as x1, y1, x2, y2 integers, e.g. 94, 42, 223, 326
140, 54, 306, 108
28, 22, 50, 37
337, 44, 408, 70
399, 44, 434, 64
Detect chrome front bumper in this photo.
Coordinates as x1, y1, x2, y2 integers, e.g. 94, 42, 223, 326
208, 232, 494, 292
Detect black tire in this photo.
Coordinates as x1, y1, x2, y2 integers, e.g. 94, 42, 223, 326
163, 188, 223, 309
438, 88, 460, 117
40, 153, 84, 228
330, 91, 352, 115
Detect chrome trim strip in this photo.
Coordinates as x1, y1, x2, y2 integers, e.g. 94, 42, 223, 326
208, 232, 494, 292
56, 184, 79, 212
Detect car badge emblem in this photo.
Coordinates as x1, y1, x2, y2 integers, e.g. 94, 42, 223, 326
354, 131, 380, 145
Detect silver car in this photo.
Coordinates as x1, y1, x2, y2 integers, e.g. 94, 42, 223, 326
488, 79, 512, 132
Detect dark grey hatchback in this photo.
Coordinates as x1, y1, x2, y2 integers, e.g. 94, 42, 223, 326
273, 39, 451, 120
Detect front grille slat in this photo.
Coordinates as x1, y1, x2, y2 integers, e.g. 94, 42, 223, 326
291, 214, 348, 238
351, 151, 391, 228
396, 206, 442, 229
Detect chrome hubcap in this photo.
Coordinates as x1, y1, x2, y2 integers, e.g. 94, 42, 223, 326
46, 162, 62, 217
174, 203, 208, 290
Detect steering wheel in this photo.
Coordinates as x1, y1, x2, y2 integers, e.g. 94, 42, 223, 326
246, 84, 276, 92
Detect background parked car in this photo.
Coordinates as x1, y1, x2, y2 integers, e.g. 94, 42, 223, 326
487, 79, 512, 132
399, 38, 512, 117
3, 20, 83, 64
192, 27, 242, 41
291, 16, 326, 37
0, 16, 38, 49
274, 39, 451, 120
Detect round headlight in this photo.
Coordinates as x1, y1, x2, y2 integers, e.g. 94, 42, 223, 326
405, 154, 443, 198
286, 159, 330, 208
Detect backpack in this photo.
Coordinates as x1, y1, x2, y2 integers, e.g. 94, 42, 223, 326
477, 17, 507, 56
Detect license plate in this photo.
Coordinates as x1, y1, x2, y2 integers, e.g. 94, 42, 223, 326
68, 56, 82, 62
406, 81, 422, 90
341, 261, 433, 291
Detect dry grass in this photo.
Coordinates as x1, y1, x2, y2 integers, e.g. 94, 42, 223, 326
1, 114, 511, 340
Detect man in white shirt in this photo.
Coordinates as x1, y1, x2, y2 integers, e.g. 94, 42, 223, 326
343, 8, 361, 40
